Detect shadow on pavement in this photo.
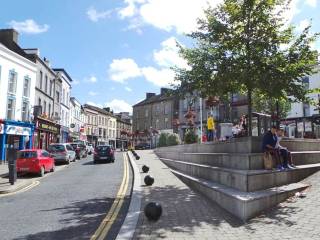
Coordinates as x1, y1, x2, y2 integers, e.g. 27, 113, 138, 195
12, 197, 115, 240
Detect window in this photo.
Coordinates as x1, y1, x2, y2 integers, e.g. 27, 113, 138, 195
66, 145, 73, 151
45, 75, 48, 93
7, 98, 15, 120
99, 116, 101, 125
164, 104, 170, 114
48, 104, 51, 117
42, 151, 50, 157
39, 71, 43, 89
56, 91, 60, 103
49, 80, 53, 96
21, 101, 28, 121
62, 89, 65, 104
8, 71, 17, 94
145, 109, 149, 117
38, 98, 41, 107
44, 101, 47, 114
23, 77, 30, 97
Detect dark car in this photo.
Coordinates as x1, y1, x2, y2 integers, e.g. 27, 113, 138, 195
93, 145, 115, 164
70, 143, 87, 159
135, 143, 150, 150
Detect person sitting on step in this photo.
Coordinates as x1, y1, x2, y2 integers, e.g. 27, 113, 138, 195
262, 126, 283, 170
276, 128, 296, 169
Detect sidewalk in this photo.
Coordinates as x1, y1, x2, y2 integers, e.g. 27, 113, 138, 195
131, 150, 320, 240
0, 163, 34, 195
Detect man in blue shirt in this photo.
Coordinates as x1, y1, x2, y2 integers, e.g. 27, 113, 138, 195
262, 126, 283, 170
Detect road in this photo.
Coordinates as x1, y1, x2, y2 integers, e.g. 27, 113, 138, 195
0, 151, 132, 240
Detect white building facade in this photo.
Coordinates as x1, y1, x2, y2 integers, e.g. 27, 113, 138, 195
53, 69, 72, 143
0, 40, 37, 162
69, 97, 84, 141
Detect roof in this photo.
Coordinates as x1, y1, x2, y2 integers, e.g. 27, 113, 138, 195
133, 93, 174, 107
53, 68, 73, 82
25, 53, 56, 76
83, 104, 113, 117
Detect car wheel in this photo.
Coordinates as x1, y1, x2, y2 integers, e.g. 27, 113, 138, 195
39, 166, 45, 177
93, 160, 97, 164
50, 165, 55, 172
66, 158, 70, 165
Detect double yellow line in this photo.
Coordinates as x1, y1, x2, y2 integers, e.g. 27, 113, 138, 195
91, 153, 130, 240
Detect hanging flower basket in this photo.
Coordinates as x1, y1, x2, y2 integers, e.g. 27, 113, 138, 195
184, 110, 196, 119
206, 96, 220, 107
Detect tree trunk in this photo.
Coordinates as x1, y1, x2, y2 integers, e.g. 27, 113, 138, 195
248, 89, 252, 137
276, 101, 280, 128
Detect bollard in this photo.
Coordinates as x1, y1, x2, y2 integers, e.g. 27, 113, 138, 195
144, 202, 162, 221
144, 175, 154, 186
7, 148, 17, 185
142, 165, 149, 173
135, 155, 140, 160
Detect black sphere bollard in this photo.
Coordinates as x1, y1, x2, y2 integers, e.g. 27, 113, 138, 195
144, 175, 154, 186
135, 155, 140, 160
142, 165, 149, 173
144, 202, 162, 221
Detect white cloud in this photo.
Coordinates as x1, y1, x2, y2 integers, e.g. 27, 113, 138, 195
8, 19, 49, 34
105, 99, 133, 113
72, 79, 80, 85
84, 75, 98, 83
87, 7, 112, 22
108, 58, 142, 83
153, 37, 188, 68
125, 87, 132, 92
279, 0, 300, 24
141, 67, 175, 87
119, 0, 223, 34
88, 91, 99, 96
305, 0, 317, 7
297, 19, 311, 32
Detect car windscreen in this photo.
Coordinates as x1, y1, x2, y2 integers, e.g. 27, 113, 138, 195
70, 144, 78, 149
48, 145, 65, 152
18, 151, 37, 159
97, 146, 110, 151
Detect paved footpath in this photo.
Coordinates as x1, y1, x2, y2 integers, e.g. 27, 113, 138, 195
132, 150, 320, 240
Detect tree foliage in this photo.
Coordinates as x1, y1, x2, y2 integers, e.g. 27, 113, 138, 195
174, 0, 319, 135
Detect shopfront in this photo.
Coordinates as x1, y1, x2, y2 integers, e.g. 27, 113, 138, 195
0, 120, 35, 163
60, 126, 70, 143
34, 117, 60, 150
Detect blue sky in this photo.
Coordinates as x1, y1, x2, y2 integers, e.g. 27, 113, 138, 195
1, 0, 319, 113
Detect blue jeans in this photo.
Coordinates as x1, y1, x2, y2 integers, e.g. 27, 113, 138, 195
207, 130, 213, 141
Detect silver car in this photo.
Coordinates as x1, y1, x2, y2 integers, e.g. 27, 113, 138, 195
48, 143, 76, 164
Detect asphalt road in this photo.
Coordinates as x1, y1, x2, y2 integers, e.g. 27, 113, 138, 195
0, 151, 132, 240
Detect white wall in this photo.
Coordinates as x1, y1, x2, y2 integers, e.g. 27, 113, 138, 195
0, 44, 36, 121
59, 73, 71, 128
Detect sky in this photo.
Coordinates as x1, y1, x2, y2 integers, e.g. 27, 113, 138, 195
1, 0, 320, 114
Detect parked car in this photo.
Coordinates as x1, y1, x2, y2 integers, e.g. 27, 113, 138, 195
135, 143, 150, 150
93, 145, 115, 164
70, 143, 87, 159
17, 149, 55, 177
87, 143, 94, 155
48, 143, 76, 164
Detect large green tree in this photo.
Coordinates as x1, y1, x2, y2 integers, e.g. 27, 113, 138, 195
174, 0, 319, 136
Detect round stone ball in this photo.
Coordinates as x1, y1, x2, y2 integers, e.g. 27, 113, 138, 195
135, 155, 140, 160
144, 202, 162, 221
144, 175, 154, 186
142, 165, 149, 173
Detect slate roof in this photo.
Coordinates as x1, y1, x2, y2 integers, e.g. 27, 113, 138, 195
133, 93, 174, 107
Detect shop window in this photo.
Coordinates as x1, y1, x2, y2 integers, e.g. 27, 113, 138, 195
8, 70, 17, 94
7, 97, 15, 120
21, 101, 29, 121
23, 76, 31, 97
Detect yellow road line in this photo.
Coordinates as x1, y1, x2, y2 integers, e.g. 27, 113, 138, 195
91, 153, 130, 240
0, 180, 40, 197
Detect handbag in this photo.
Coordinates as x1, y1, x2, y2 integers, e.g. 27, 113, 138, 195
263, 152, 273, 170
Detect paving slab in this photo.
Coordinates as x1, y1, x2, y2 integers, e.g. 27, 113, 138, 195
130, 149, 320, 240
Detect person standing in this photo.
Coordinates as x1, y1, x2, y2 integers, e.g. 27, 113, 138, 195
207, 114, 214, 141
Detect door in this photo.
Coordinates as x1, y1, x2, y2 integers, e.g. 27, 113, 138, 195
41, 150, 51, 171
66, 144, 75, 160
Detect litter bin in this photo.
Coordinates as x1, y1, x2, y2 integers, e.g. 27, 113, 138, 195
7, 148, 17, 185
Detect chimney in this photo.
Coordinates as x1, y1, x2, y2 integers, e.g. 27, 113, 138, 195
160, 88, 170, 95
146, 93, 156, 99
44, 57, 50, 67
0, 29, 19, 44
104, 107, 110, 112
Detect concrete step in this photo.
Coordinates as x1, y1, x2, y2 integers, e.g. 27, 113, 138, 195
156, 137, 320, 154
171, 169, 309, 221
156, 151, 320, 170
160, 158, 320, 192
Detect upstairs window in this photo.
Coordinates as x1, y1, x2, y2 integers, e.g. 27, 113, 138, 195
21, 101, 29, 121
7, 97, 15, 120
8, 70, 17, 94
23, 76, 31, 97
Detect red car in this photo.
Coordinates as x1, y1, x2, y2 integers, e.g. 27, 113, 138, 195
17, 149, 55, 177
